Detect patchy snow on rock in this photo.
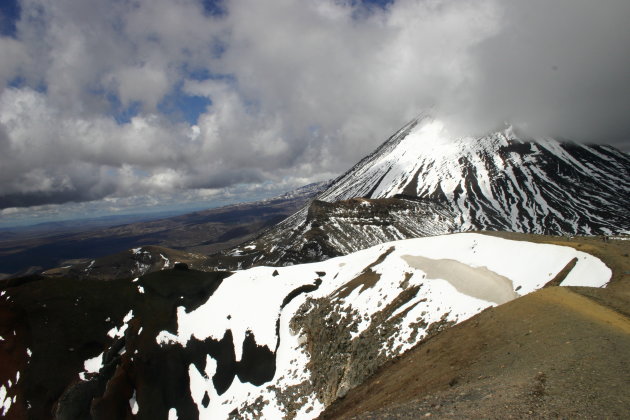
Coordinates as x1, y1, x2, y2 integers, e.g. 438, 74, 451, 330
157, 232, 610, 419
79, 352, 104, 380
316, 117, 629, 236
155, 330, 182, 346
107, 310, 134, 339
168, 408, 178, 420
160, 254, 171, 269
175, 265, 320, 356
129, 390, 139, 415
0, 384, 11, 416
84, 352, 104, 374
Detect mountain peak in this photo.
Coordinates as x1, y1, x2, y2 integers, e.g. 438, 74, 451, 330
213, 117, 629, 270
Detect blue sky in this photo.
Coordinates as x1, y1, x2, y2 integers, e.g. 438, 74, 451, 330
0, 0, 629, 227
0, 0, 19, 37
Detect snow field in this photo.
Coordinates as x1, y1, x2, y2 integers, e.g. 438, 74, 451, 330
154, 232, 610, 419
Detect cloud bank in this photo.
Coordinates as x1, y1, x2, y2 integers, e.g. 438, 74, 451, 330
0, 0, 629, 215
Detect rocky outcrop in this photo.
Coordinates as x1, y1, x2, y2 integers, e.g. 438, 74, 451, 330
209, 196, 455, 270
290, 288, 454, 407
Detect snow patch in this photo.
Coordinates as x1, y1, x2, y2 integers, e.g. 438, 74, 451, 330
83, 352, 104, 374
107, 310, 134, 338
129, 390, 139, 415
160, 254, 171, 269
0, 385, 11, 415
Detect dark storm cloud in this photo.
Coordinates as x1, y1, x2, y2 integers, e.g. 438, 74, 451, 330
0, 0, 628, 213
445, 0, 630, 146
0, 189, 103, 209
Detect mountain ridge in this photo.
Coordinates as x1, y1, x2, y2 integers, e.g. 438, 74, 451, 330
216, 117, 629, 269
0, 232, 617, 419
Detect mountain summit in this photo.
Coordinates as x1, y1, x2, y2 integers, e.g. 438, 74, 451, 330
320, 116, 629, 233
220, 117, 630, 267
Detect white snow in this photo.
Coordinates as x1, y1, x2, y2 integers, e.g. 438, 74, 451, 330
83, 352, 104, 374
0, 385, 11, 415
129, 390, 139, 414
156, 330, 182, 346
107, 310, 134, 338
123, 310, 134, 323
160, 254, 171, 269
174, 266, 319, 358
162, 232, 610, 420
560, 254, 610, 287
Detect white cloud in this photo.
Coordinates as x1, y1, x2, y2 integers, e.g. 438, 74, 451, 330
110, 65, 171, 111
0, 0, 629, 215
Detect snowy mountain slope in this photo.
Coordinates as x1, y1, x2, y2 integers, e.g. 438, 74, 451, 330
318, 117, 630, 234
217, 117, 630, 269
153, 233, 609, 419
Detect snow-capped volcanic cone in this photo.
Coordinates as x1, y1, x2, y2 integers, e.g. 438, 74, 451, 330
319, 117, 629, 234
219, 117, 629, 268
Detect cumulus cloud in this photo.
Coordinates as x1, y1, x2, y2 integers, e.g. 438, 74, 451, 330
0, 0, 628, 215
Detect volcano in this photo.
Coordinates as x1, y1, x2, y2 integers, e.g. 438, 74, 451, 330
221, 117, 630, 268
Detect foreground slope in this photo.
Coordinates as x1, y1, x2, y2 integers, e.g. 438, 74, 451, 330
319, 233, 630, 419
219, 118, 630, 268
0, 233, 612, 419
319, 284, 630, 419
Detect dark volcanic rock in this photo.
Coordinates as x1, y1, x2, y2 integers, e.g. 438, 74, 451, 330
208, 196, 455, 270
0, 268, 230, 419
